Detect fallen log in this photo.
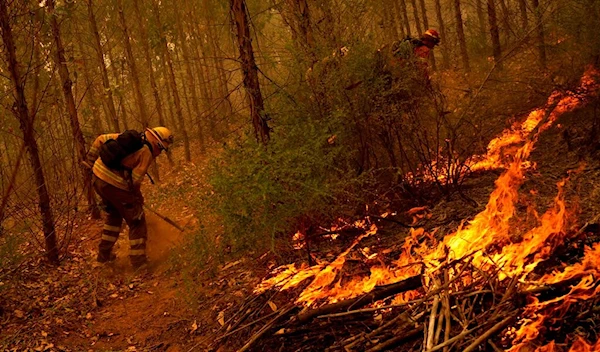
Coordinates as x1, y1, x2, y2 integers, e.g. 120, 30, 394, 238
297, 274, 423, 323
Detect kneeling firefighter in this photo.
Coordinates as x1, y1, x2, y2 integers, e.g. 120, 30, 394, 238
84, 127, 174, 269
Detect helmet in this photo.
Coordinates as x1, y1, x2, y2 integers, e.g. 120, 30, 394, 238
145, 127, 174, 151
423, 29, 440, 44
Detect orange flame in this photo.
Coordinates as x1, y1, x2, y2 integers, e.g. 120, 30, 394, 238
254, 68, 600, 349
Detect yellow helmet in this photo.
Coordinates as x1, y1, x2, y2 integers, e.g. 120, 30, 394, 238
145, 127, 174, 151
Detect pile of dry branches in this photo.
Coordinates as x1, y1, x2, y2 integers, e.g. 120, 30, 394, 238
212, 225, 600, 352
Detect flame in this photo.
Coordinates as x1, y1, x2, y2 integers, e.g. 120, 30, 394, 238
254, 68, 600, 349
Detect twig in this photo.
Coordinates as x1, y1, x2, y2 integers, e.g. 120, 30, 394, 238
216, 309, 279, 342
488, 340, 504, 352
0, 141, 26, 223
462, 314, 516, 352
345, 312, 425, 351
237, 305, 294, 352
442, 269, 451, 352
316, 298, 424, 319
426, 295, 440, 350
366, 328, 422, 352
426, 324, 481, 352
300, 275, 422, 322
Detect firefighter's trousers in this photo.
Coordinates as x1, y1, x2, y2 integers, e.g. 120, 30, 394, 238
92, 176, 148, 267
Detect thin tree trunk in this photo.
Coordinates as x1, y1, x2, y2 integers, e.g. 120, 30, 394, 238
174, 4, 205, 152
518, 0, 528, 30
87, 0, 120, 131
398, 0, 411, 37
498, 0, 511, 39
175, 49, 195, 139
419, 0, 429, 30
47, 0, 99, 219
30, 7, 43, 119
75, 24, 103, 134
288, 0, 315, 53
433, 0, 449, 68
230, 0, 270, 144
132, 0, 169, 175
191, 24, 219, 140
116, 0, 148, 129
391, 0, 406, 37
531, 0, 546, 68
132, 0, 164, 128
487, 0, 503, 69
153, 0, 191, 161
382, 3, 396, 42
476, 0, 487, 39
453, 0, 470, 71
203, 7, 233, 120
0, 1, 59, 264
106, 43, 129, 130
199, 0, 233, 123
409, 0, 422, 35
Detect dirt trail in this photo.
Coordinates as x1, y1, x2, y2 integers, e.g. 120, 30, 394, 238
58, 214, 194, 352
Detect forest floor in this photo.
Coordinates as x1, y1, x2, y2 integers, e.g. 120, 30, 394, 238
0, 155, 273, 352
2, 90, 600, 351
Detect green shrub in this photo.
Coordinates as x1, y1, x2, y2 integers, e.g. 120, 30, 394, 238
209, 115, 368, 254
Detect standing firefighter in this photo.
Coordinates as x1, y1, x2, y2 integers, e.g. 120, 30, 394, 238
389, 29, 441, 63
84, 127, 174, 269
375, 29, 441, 98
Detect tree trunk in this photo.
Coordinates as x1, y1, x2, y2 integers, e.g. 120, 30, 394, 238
30, 7, 43, 120
174, 4, 205, 152
518, 0, 528, 30
47, 0, 99, 219
153, 0, 192, 161
190, 23, 219, 140
453, 0, 470, 71
106, 42, 130, 130
433, 0, 449, 68
75, 23, 103, 134
409, 0, 422, 35
498, 0, 512, 39
531, 0, 546, 68
203, 4, 234, 122
230, 0, 270, 144
0, 1, 59, 264
487, 0, 503, 69
131, 0, 170, 174
397, 0, 411, 37
116, 0, 148, 128
476, 0, 487, 39
381, 3, 395, 43
287, 0, 315, 54
132, 0, 164, 128
391, 0, 406, 37
87, 0, 120, 131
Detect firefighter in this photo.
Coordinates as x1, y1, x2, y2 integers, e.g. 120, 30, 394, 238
84, 127, 174, 270
412, 29, 441, 60
388, 28, 440, 67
